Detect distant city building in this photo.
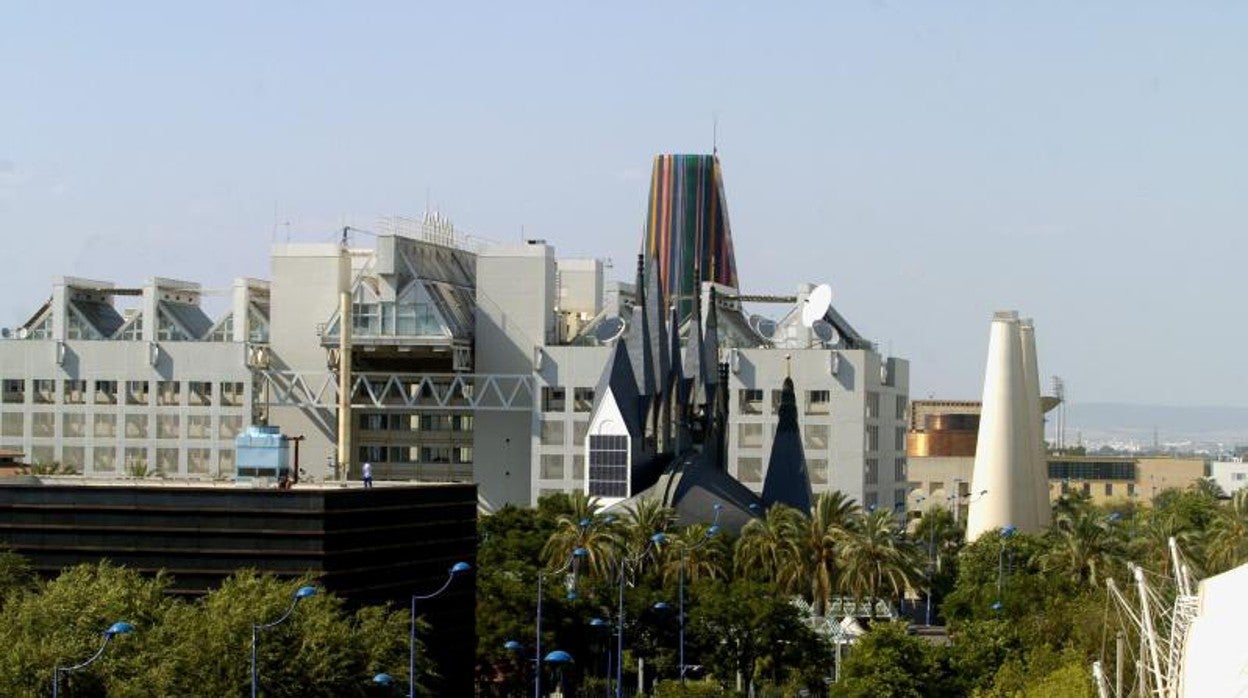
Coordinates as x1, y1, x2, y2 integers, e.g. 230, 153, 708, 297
1209, 460, 1248, 496
0, 154, 910, 511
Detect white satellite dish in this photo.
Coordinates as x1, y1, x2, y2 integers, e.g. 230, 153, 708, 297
801, 284, 832, 328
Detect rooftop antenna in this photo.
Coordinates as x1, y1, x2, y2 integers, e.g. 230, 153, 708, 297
712, 113, 719, 156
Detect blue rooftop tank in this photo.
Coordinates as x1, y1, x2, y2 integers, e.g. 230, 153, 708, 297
235, 425, 291, 480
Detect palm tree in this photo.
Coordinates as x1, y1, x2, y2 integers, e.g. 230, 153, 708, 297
542, 492, 620, 579
734, 504, 804, 592
1042, 506, 1124, 589
912, 506, 961, 576
1206, 489, 1248, 574
836, 509, 923, 611
659, 523, 730, 587
792, 492, 859, 616
617, 498, 676, 574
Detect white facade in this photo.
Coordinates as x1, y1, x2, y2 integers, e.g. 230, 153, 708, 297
1210, 460, 1248, 495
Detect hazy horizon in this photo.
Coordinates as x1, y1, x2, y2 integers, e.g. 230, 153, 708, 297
4, 3, 1246, 407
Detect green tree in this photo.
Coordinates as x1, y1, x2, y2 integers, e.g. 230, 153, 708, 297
836, 509, 922, 609
832, 622, 948, 698
1206, 488, 1248, 573
1042, 506, 1124, 588
734, 504, 802, 590
795, 492, 860, 616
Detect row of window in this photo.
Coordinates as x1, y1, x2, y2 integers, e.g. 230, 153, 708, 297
587, 434, 628, 497
738, 389, 909, 420
17, 445, 232, 475
357, 445, 473, 464
1, 413, 244, 440
0, 379, 245, 407
540, 420, 590, 446
358, 413, 474, 432
541, 387, 596, 413
1060, 481, 1138, 497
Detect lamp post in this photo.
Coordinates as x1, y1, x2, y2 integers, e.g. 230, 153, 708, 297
505, 641, 575, 697
678, 503, 722, 685
52, 621, 134, 698
616, 532, 666, 698
409, 561, 471, 698
590, 617, 612, 698
252, 584, 317, 698
996, 525, 1017, 606
536, 546, 588, 698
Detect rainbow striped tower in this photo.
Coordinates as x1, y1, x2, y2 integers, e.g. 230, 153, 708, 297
642, 154, 739, 320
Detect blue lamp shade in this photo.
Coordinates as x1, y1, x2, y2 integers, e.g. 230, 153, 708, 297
748, 503, 761, 512
572, 547, 589, 558
604, 515, 618, 524
579, 518, 591, 527
566, 590, 579, 601
294, 585, 318, 599
1107, 512, 1122, 523
504, 640, 524, 652
373, 673, 394, 686
1001, 525, 1017, 537
589, 618, 607, 627
450, 561, 472, 575
713, 502, 724, 511
544, 650, 574, 664
991, 601, 1004, 611
707, 524, 721, 538
650, 532, 667, 544
105, 621, 134, 637
653, 602, 671, 611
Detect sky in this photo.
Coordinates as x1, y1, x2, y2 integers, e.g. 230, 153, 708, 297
2, 2, 1246, 406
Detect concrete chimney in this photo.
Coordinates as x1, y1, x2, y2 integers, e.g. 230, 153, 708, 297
1019, 319, 1050, 528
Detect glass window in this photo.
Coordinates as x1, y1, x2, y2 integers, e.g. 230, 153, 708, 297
587, 434, 629, 498
156, 448, 180, 474
218, 449, 236, 472
894, 457, 907, 481
864, 491, 879, 509
63, 380, 87, 405
187, 415, 212, 439
895, 394, 908, 421
806, 390, 831, 415
93, 447, 117, 473
738, 389, 763, 415
126, 381, 149, 406
93, 414, 116, 438
573, 388, 595, 412
895, 427, 906, 451
220, 382, 245, 407
218, 416, 243, 440
62, 447, 84, 470
866, 392, 880, 419
157, 381, 180, 406
573, 420, 589, 445
809, 458, 828, 485
187, 448, 211, 475
157, 415, 180, 439
1104, 483, 1113, 497
124, 447, 149, 474
2, 379, 25, 404
865, 458, 879, 485
188, 381, 212, 406
31, 413, 54, 437
30, 445, 54, 465
572, 454, 585, 480
541, 454, 565, 479
1, 413, 23, 437
63, 413, 86, 438
94, 380, 118, 405
738, 457, 763, 483
124, 414, 148, 438
32, 379, 55, 404
738, 423, 764, 448
540, 420, 565, 446
866, 426, 880, 451
804, 424, 830, 451
542, 386, 566, 412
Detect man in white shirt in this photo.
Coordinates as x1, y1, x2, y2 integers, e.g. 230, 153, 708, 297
362, 462, 373, 489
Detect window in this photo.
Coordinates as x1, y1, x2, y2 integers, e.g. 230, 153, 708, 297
806, 390, 831, 415
30, 445, 54, 465
894, 458, 906, 481
126, 380, 149, 406
895, 427, 905, 451
156, 448, 179, 474
739, 389, 764, 415
218, 415, 243, 440
187, 415, 212, 439
929, 481, 944, 495
1081, 482, 1092, 496
573, 420, 589, 445
1127, 483, 1137, 497
895, 489, 908, 509
738, 423, 764, 449
125, 415, 148, 438
63, 380, 87, 405
218, 449, 235, 472
31, 413, 55, 437
187, 448, 211, 475
572, 454, 585, 480
93, 447, 117, 473
62, 447, 84, 470
157, 415, 180, 439
865, 458, 879, 485
771, 390, 784, 414
864, 491, 879, 509
32, 379, 55, 404
866, 425, 880, 451
866, 392, 880, 419
2, 379, 25, 404
738, 457, 763, 483
189, 381, 212, 407
804, 424, 830, 451
896, 394, 908, 420
93, 414, 116, 438
220, 382, 245, 407
360, 445, 387, 463
157, 381, 180, 406
455, 447, 473, 464
541, 454, 565, 479
1, 413, 23, 437
124, 447, 148, 473
588, 434, 629, 498
420, 446, 452, 463
94, 380, 117, 405
540, 420, 565, 446
809, 458, 829, 485
573, 388, 595, 412
542, 386, 566, 412
1105, 483, 1113, 497
63, 413, 85, 438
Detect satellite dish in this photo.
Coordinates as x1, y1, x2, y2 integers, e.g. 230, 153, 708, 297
812, 320, 839, 345
748, 315, 777, 340
0, 328, 9, 339
801, 284, 832, 328
592, 317, 626, 344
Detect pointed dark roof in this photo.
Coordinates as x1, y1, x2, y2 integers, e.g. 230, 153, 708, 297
612, 449, 763, 535
762, 376, 814, 513
682, 290, 708, 406
646, 255, 669, 398
667, 303, 683, 388
702, 286, 721, 405
594, 340, 646, 437
627, 255, 657, 398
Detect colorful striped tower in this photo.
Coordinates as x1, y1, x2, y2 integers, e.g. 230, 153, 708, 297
642, 154, 739, 320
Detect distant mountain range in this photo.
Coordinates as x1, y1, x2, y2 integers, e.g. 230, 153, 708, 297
1059, 403, 1248, 450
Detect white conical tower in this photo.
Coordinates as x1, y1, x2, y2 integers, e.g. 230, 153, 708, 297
966, 312, 1036, 542
1018, 319, 1051, 528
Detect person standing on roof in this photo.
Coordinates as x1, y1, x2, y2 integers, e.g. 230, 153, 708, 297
362, 462, 373, 489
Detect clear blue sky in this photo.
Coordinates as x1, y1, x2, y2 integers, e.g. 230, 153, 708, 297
3, 2, 1246, 406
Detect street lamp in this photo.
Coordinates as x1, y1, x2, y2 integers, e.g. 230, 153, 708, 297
409, 561, 471, 698
52, 621, 134, 698
536, 546, 588, 698
252, 584, 317, 698
995, 525, 1017, 607
678, 503, 722, 685
590, 617, 612, 698
505, 641, 575, 697
616, 532, 666, 698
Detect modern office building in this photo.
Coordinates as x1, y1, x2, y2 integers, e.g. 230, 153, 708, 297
0, 154, 910, 511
